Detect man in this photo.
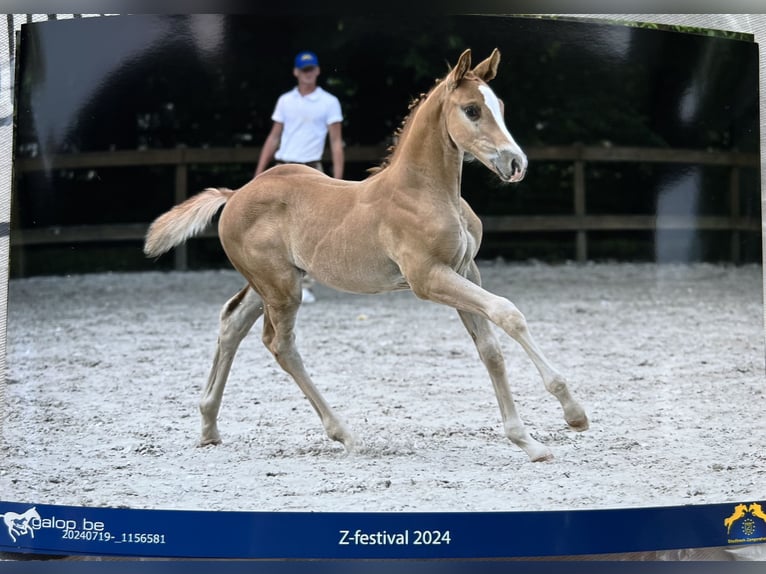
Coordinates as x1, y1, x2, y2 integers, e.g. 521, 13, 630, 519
255, 51, 344, 303
255, 51, 344, 179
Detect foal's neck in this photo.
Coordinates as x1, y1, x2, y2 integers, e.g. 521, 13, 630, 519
388, 85, 463, 203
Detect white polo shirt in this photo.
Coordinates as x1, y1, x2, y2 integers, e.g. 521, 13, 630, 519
272, 86, 343, 163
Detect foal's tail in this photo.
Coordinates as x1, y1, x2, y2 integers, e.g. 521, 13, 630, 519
144, 187, 234, 258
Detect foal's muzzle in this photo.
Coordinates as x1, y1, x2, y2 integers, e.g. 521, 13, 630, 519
494, 149, 528, 183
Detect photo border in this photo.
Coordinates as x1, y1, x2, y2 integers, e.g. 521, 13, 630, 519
0, 5, 764, 565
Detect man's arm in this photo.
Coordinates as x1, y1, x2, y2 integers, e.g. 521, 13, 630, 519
255, 122, 283, 177
328, 121, 344, 179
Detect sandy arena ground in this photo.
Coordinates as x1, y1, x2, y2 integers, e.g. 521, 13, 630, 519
1, 262, 764, 513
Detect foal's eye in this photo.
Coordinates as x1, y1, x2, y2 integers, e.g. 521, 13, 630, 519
463, 105, 481, 121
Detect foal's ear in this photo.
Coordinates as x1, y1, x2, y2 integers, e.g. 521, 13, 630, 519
472, 48, 501, 82
447, 49, 472, 90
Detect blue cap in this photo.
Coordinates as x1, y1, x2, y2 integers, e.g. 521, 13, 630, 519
294, 51, 319, 69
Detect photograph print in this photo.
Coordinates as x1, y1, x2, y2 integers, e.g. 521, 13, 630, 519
1, 14, 763, 518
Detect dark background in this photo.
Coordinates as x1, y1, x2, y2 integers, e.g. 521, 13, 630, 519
11, 14, 761, 275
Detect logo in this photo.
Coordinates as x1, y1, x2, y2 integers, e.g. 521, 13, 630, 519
1, 507, 40, 543
724, 502, 766, 544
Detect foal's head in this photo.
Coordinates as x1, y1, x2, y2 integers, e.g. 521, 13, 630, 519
443, 49, 527, 183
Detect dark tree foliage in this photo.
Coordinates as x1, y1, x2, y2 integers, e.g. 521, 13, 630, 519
16, 14, 758, 156
12, 14, 760, 273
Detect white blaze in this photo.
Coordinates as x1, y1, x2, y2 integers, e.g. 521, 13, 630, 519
478, 84, 523, 154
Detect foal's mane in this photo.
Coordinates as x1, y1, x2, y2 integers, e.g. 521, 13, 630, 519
367, 75, 445, 175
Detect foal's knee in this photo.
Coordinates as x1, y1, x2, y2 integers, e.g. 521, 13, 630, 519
490, 299, 528, 337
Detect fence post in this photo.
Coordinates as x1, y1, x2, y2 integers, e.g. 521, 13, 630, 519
6, 14, 14, 61
174, 162, 188, 270
729, 166, 741, 264
574, 155, 587, 262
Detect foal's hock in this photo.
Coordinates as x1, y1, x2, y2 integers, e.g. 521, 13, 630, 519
144, 48, 589, 462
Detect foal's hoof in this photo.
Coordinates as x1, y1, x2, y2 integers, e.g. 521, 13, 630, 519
566, 416, 590, 432
326, 421, 358, 454
565, 403, 590, 432
198, 435, 222, 447
339, 435, 359, 454
525, 442, 554, 463
531, 451, 555, 463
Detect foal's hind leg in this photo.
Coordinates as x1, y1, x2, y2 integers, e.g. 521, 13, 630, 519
199, 285, 263, 445
258, 277, 357, 452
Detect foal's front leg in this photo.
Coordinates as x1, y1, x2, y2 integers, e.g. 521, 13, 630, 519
457, 308, 553, 462
410, 262, 589, 458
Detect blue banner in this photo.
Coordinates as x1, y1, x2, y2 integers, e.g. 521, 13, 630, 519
2, 562, 766, 574
0, 500, 764, 558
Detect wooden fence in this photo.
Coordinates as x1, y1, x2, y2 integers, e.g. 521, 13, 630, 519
12, 145, 760, 267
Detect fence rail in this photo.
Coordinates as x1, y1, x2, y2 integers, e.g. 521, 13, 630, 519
12, 145, 760, 266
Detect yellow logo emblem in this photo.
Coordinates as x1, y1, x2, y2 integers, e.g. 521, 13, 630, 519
725, 503, 766, 544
